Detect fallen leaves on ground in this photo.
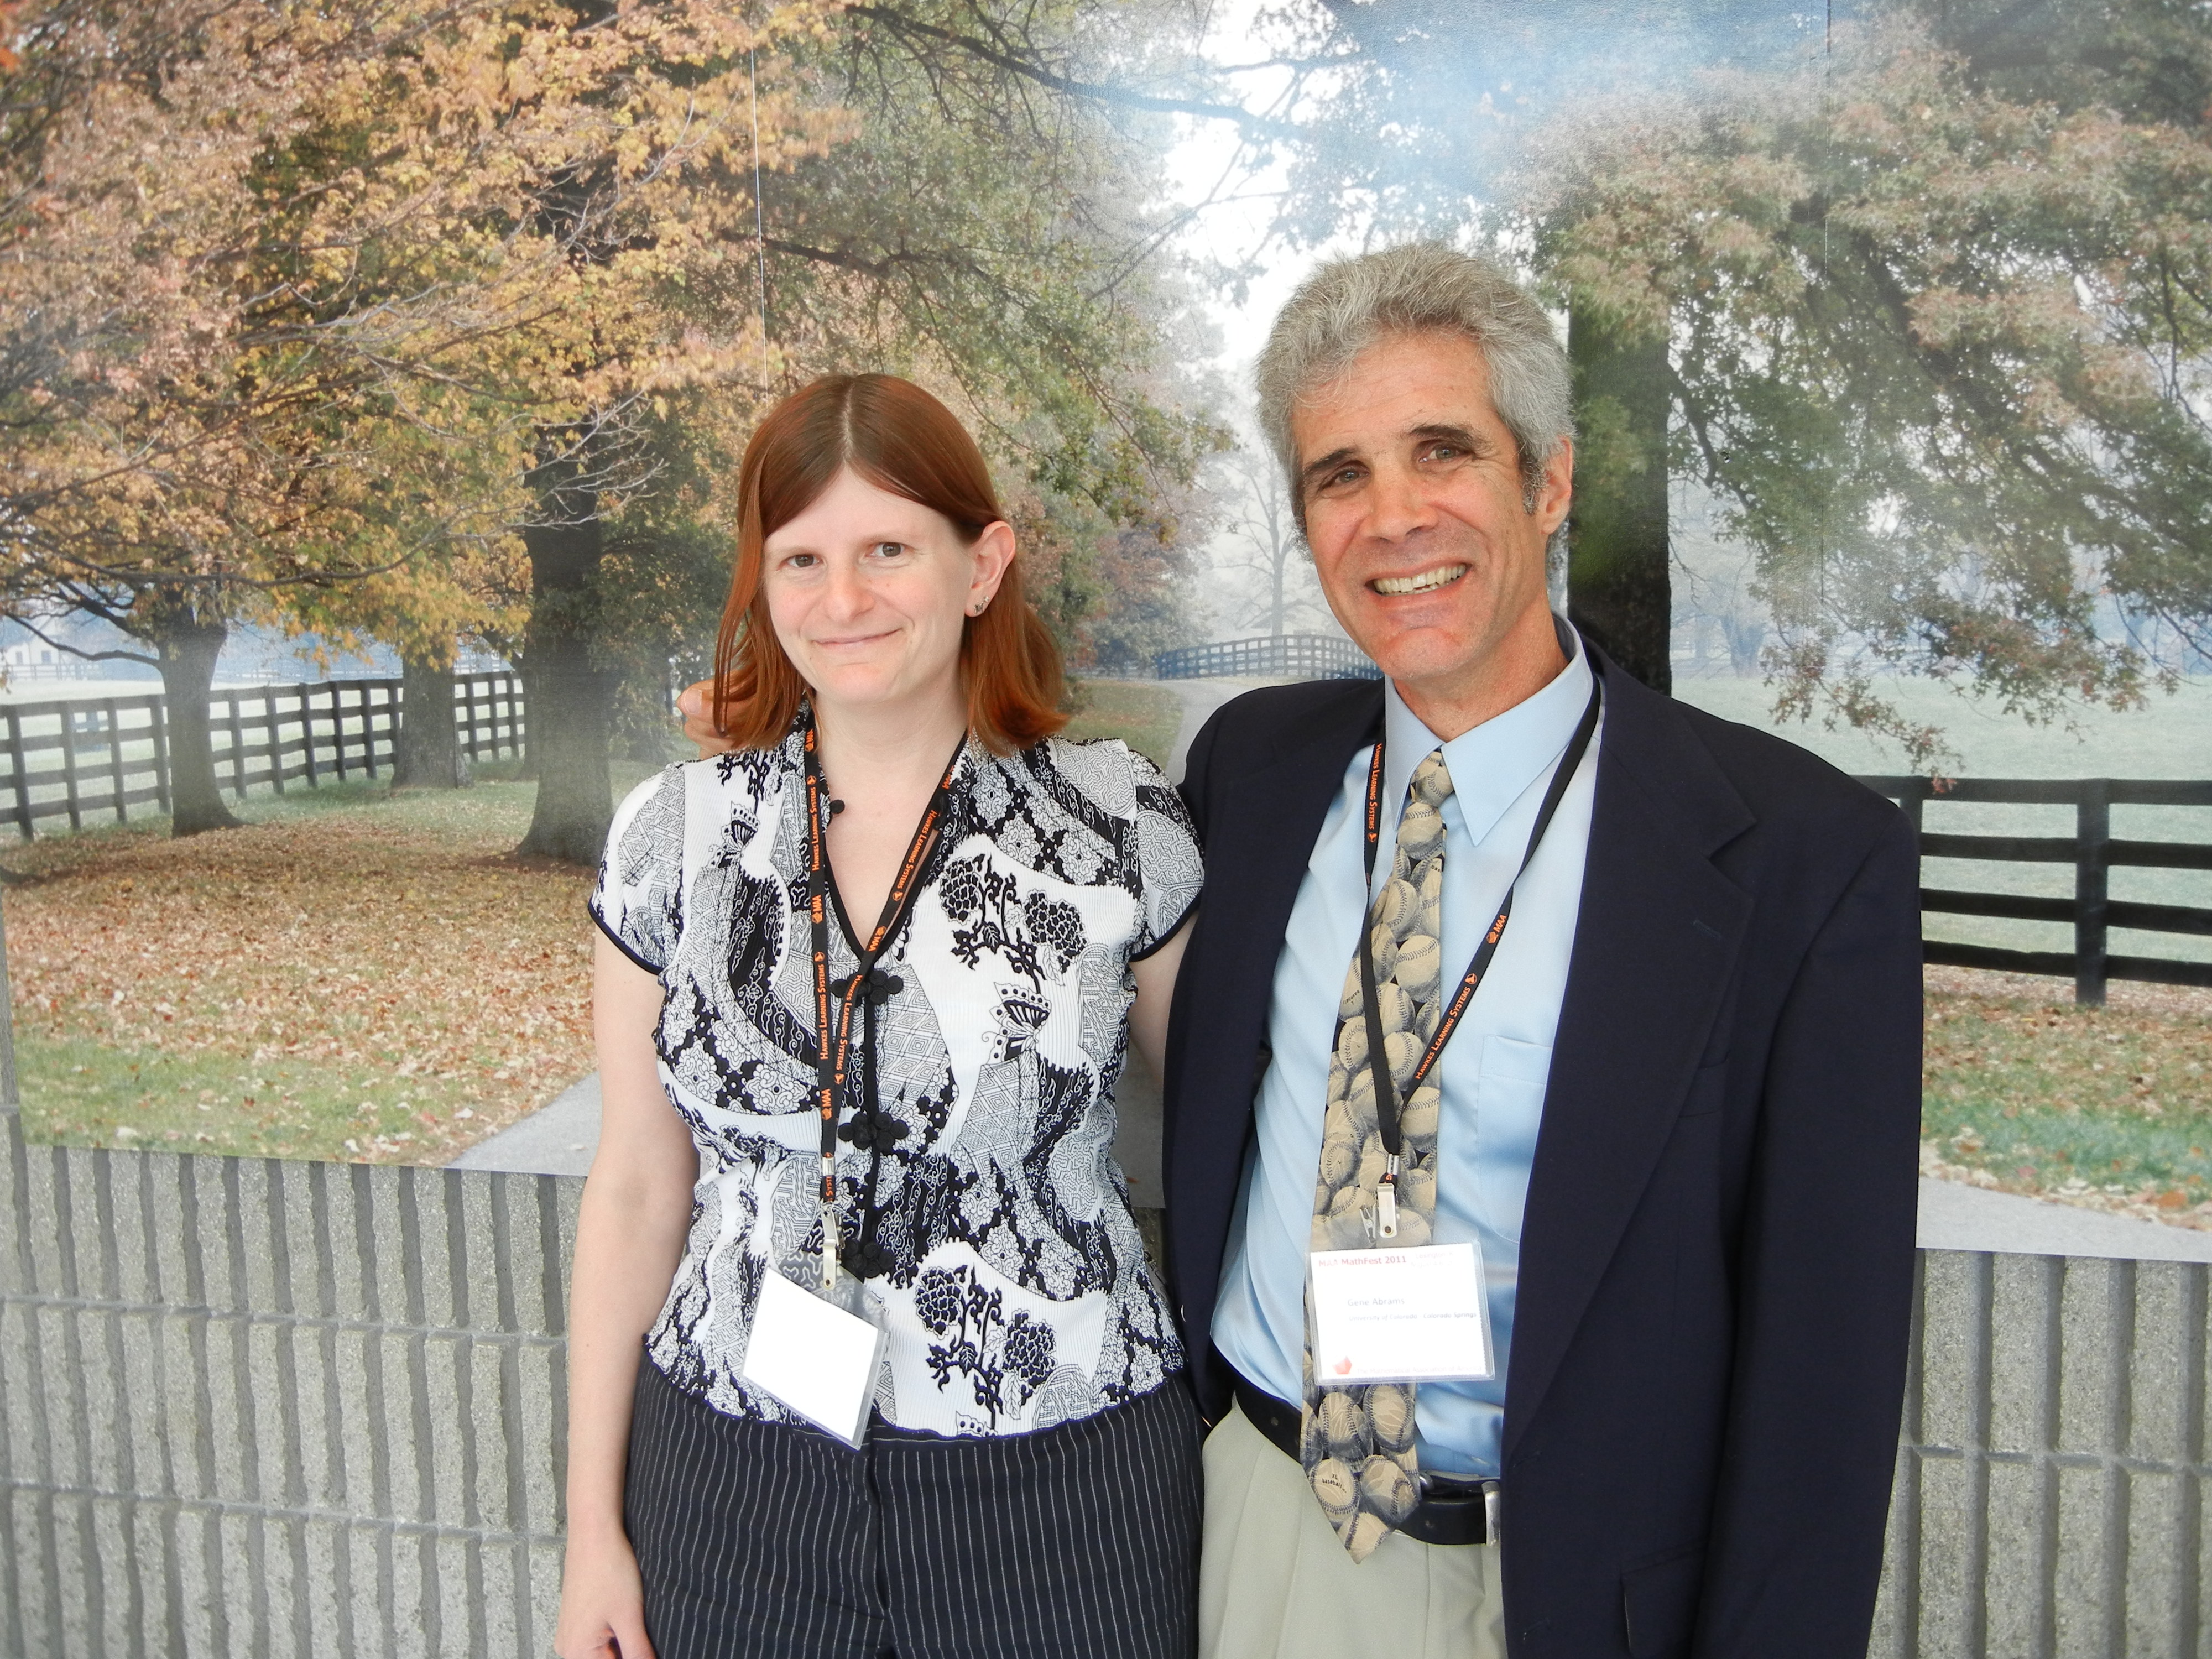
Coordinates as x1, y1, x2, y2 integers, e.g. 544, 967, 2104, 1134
1922, 966, 2212, 1228
6, 783, 596, 1164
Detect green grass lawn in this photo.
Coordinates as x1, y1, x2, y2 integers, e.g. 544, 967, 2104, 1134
1063, 680, 1182, 770
1672, 671, 2212, 780
6, 692, 1201, 1166
1921, 969, 2212, 1219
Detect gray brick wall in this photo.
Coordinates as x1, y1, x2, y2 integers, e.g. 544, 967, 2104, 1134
6, 1100, 2209, 1656
1872, 1249, 2212, 1657
1, 1105, 576, 1657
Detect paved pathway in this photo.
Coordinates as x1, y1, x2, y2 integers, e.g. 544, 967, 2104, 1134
449, 1076, 2212, 1262
447, 1073, 601, 1177
1914, 1178, 2212, 1262
1153, 679, 1253, 783
450, 1083, 2212, 1264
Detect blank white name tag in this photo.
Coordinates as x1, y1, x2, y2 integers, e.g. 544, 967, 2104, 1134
1309, 1241, 1495, 1385
742, 1269, 887, 1447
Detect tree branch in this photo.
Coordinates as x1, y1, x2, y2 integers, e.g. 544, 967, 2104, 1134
6, 612, 158, 668
843, 5, 1306, 141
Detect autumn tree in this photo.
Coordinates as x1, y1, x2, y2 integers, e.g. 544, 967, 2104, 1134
1160, 0, 2212, 744
1527, 3, 2212, 755
338, 0, 1228, 855
0, 0, 841, 838
0, 2, 525, 830
1207, 0, 2211, 741
2, 0, 1230, 854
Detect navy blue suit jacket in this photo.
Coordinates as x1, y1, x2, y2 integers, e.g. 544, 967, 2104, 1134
1162, 645, 1922, 1659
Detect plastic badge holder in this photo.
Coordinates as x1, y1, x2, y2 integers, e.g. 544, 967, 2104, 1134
742, 1268, 888, 1447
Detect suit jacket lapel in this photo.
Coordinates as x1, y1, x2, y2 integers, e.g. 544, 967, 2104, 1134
1194, 684, 1383, 1060
1165, 681, 1381, 1323
1502, 660, 1755, 1465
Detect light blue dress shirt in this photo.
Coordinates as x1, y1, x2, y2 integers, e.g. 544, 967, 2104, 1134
1212, 623, 1601, 1478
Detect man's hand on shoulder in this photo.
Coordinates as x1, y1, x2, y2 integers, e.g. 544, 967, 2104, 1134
675, 680, 737, 759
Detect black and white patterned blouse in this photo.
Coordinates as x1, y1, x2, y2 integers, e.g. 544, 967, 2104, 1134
589, 719, 1203, 1439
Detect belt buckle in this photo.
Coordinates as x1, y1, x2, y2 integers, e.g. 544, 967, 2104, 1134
1415, 1473, 1501, 1547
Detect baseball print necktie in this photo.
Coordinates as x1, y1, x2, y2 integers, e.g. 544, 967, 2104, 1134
1300, 747, 1451, 1562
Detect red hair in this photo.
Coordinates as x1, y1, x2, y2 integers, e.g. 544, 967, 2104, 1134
711, 374, 1067, 754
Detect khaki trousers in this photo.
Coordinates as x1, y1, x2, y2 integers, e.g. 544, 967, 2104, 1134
1199, 1401, 1506, 1659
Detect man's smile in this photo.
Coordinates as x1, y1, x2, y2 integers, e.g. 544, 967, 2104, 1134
1369, 564, 1467, 597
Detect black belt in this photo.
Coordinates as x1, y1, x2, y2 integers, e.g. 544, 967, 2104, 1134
1229, 1367, 1498, 1547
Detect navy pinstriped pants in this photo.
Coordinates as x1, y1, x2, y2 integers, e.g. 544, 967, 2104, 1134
624, 1358, 1203, 1659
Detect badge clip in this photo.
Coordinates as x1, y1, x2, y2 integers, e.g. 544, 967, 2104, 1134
1376, 1156, 1400, 1240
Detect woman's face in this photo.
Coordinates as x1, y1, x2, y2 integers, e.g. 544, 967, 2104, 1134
762, 466, 1014, 721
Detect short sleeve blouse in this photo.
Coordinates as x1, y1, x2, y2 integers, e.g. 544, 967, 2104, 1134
589, 723, 1203, 1438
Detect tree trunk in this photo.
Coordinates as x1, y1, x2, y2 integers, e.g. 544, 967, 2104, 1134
516, 454, 612, 863
1721, 612, 1766, 677
393, 651, 469, 789
155, 613, 242, 837
1566, 308, 1672, 693
512, 659, 540, 780
612, 653, 677, 764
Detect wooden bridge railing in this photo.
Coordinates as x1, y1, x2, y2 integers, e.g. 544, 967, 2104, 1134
1152, 633, 1381, 681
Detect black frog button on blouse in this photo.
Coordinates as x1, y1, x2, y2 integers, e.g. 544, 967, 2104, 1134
588, 720, 1204, 1439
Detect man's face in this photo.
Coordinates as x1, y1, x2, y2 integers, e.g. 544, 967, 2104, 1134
1292, 330, 1572, 693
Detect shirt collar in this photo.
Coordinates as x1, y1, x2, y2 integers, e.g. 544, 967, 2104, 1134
1380, 617, 1594, 851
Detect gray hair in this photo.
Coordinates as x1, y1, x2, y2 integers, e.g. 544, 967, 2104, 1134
1255, 242, 1573, 523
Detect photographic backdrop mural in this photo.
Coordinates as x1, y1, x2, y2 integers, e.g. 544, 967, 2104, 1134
4, 4, 2212, 1655
0, 0, 2206, 1219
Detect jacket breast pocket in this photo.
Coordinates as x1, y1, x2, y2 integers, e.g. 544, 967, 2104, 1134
1678, 1058, 1728, 1120
1623, 1543, 1704, 1658
1475, 1036, 1553, 1243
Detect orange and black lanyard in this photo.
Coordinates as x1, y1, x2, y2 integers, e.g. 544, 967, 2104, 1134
1356, 676, 1601, 1239
801, 709, 965, 1287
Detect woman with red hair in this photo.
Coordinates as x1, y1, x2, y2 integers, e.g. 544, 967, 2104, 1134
557, 374, 1203, 1659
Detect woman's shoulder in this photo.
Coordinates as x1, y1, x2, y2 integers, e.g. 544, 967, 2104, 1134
690, 738, 802, 801
1025, 734, 1180, 820
607, 760, 684, 842
608, 742, 800, 847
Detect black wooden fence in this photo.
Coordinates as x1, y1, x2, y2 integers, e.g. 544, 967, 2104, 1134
4, 674, 2208, 1004
0, 673, 524, 838
1153, 633, 1381, 681
1858, 775, 2212, 1004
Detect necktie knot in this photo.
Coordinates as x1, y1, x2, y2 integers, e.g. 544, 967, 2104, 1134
1394, 749, 1452, 870
1410, 747, 1453, 807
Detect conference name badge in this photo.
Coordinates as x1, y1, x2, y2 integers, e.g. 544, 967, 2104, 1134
741, 1268, 888, 1447
1308, 1240, 1495, 1385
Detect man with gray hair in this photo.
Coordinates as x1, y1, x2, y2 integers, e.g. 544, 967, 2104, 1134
1161, 242, 1921, 1657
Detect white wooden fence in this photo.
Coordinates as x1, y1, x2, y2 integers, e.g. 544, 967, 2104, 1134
0, 675, 525, 838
